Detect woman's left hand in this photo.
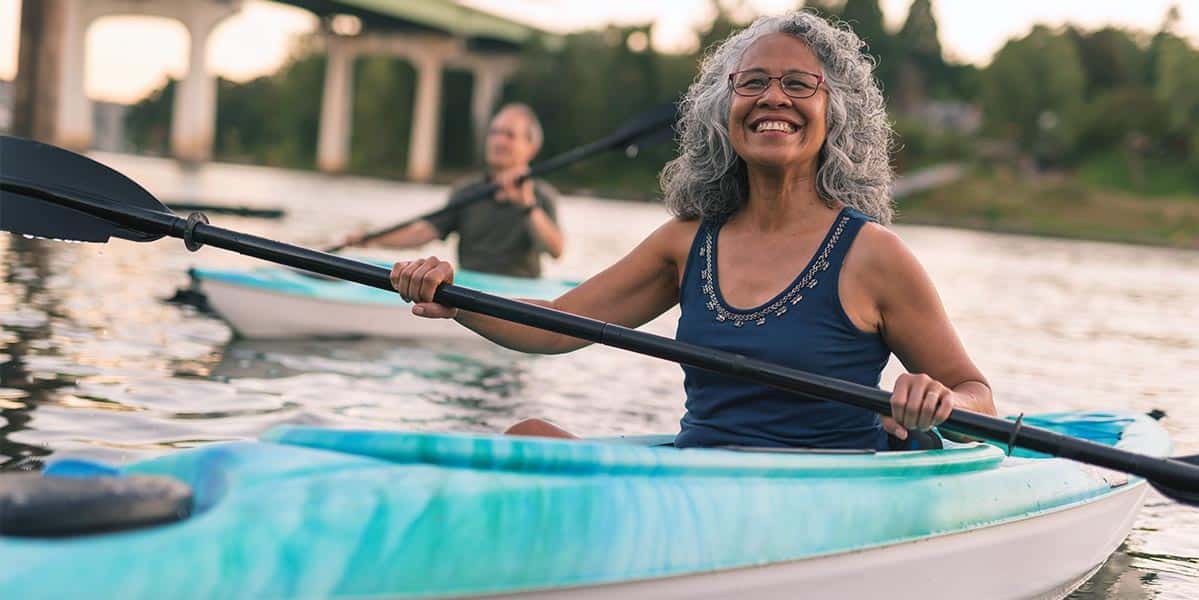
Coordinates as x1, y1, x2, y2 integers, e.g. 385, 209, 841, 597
883, 373, 957, 441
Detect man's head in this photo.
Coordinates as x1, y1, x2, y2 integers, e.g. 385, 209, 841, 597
485, 103, 543, 171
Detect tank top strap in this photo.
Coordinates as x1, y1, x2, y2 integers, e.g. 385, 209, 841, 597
819, 207, 874, 284
679, 219, 716, 303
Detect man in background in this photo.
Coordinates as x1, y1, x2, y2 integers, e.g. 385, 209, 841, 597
345, 103, 564, 278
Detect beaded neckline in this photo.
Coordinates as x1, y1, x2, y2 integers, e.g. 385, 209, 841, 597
699, 210, 851, 328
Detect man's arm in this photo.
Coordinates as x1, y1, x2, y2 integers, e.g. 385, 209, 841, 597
526, 183, 563, 258
527, 204, 564, 258
359, 220, 440, 249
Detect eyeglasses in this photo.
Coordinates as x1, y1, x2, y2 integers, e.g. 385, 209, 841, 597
728, 70, 823, 99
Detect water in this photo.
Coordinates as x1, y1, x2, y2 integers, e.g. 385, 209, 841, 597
2, 152, 1198, 598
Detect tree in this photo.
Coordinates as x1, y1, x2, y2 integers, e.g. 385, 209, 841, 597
897, 0, 942, 71
697, 0, 747, 55
1153, 34, 1199, 160
893, 0, 946, 110
981, 26, 1087, 163
801, 0, 843, 19
124, 79, 174, 156
1070, 27, 1147, 98
839, 0, 894, 91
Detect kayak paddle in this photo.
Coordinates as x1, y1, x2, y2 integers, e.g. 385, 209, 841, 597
3, 133, 1199, 506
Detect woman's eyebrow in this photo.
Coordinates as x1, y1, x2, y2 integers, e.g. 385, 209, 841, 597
736, 67, 817, 75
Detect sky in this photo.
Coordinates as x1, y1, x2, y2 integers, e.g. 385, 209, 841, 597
0, 0, 1197, 104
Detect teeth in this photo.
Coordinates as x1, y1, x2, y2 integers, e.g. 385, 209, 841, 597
754, 120, 797, 133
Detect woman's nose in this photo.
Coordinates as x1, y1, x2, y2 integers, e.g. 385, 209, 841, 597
756, 82, 793, 108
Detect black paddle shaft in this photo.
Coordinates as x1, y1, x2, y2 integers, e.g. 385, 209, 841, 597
6, 180, 1199, 501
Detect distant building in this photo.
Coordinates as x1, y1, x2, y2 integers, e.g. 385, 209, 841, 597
908, 100, 982, 136
0, 79, 127, 151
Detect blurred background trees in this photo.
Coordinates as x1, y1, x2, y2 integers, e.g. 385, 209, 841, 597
123, 0, 1199, 200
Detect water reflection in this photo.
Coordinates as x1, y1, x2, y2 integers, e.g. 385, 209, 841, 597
0, 237, 59, 470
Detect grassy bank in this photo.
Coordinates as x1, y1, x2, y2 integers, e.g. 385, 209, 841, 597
896, 166, 1199, 249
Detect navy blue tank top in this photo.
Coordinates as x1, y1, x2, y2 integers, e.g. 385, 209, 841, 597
674, 207, 892, 450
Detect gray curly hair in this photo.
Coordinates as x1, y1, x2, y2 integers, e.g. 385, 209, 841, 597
660, 11, 895, 224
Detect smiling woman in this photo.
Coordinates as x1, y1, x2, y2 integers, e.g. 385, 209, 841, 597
391, 9, 997, 451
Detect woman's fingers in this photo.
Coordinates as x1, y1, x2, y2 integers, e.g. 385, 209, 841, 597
390, 260, 410, 299
880, 416, 907, 440
389, 258, 422, 302
932, 389, 955, 428
889, 377, 910, 440
892, 373, 955, 434
406, 259, 437, 303
390, 257, 458, 319
419, 261, 453, 305
916, 386, 942, 431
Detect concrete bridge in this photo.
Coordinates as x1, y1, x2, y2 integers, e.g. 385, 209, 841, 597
12, 0, 544, 181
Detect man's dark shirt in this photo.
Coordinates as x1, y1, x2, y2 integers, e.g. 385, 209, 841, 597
424, 177, 560, 278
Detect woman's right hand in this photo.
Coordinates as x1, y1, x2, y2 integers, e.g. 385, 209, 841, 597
390, 256, 458, 319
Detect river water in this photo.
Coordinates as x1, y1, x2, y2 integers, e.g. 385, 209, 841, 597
1, 152, 1197, 598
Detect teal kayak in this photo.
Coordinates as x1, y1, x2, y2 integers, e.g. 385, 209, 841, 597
189, 262, 578, 339
0, 411, 1168, 599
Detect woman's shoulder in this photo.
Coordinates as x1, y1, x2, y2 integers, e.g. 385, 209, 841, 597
636, 217, 704, 265
844, 221, 923, 278
656, 216, 704, 237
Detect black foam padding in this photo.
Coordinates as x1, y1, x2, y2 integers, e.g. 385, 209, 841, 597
0, 473, 193, 537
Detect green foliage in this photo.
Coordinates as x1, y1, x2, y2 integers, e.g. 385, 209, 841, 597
124, 79, 174, 156
839, 0, 894, 88
1075, 151, 1199, 197
897, 0, 940, 69
981, 26, 1087, 162
347, 57, 414, 176
117, 1, 1199, 202
1076, 86, 1169, 154
891, 116, 972, 171
1070, 27, 1148, 96
1154, 34, 1199, 138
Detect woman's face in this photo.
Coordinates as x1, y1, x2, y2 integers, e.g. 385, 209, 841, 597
727, 33, 828, 175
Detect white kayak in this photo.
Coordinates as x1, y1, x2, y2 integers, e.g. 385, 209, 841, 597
188, 264, 578, 339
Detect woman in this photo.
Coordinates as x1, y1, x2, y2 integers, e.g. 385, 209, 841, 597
390, 11, 996, 450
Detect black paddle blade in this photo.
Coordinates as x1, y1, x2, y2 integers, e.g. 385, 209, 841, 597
0, 135, 167, 243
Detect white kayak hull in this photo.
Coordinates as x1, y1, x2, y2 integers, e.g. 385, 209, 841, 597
190, 265, 578, 339
198, 276, 476, 339
489, 480, 1146, 600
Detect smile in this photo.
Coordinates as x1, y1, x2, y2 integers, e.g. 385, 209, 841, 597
752, 119, 798, 134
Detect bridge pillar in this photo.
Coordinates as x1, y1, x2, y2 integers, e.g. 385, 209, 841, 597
54, 0, 91, 151
170, 2, 239, 163
317, 35, 354, 173
45, 0, 241, 157
468, 57, 518, 158
406, 51, 445, 183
